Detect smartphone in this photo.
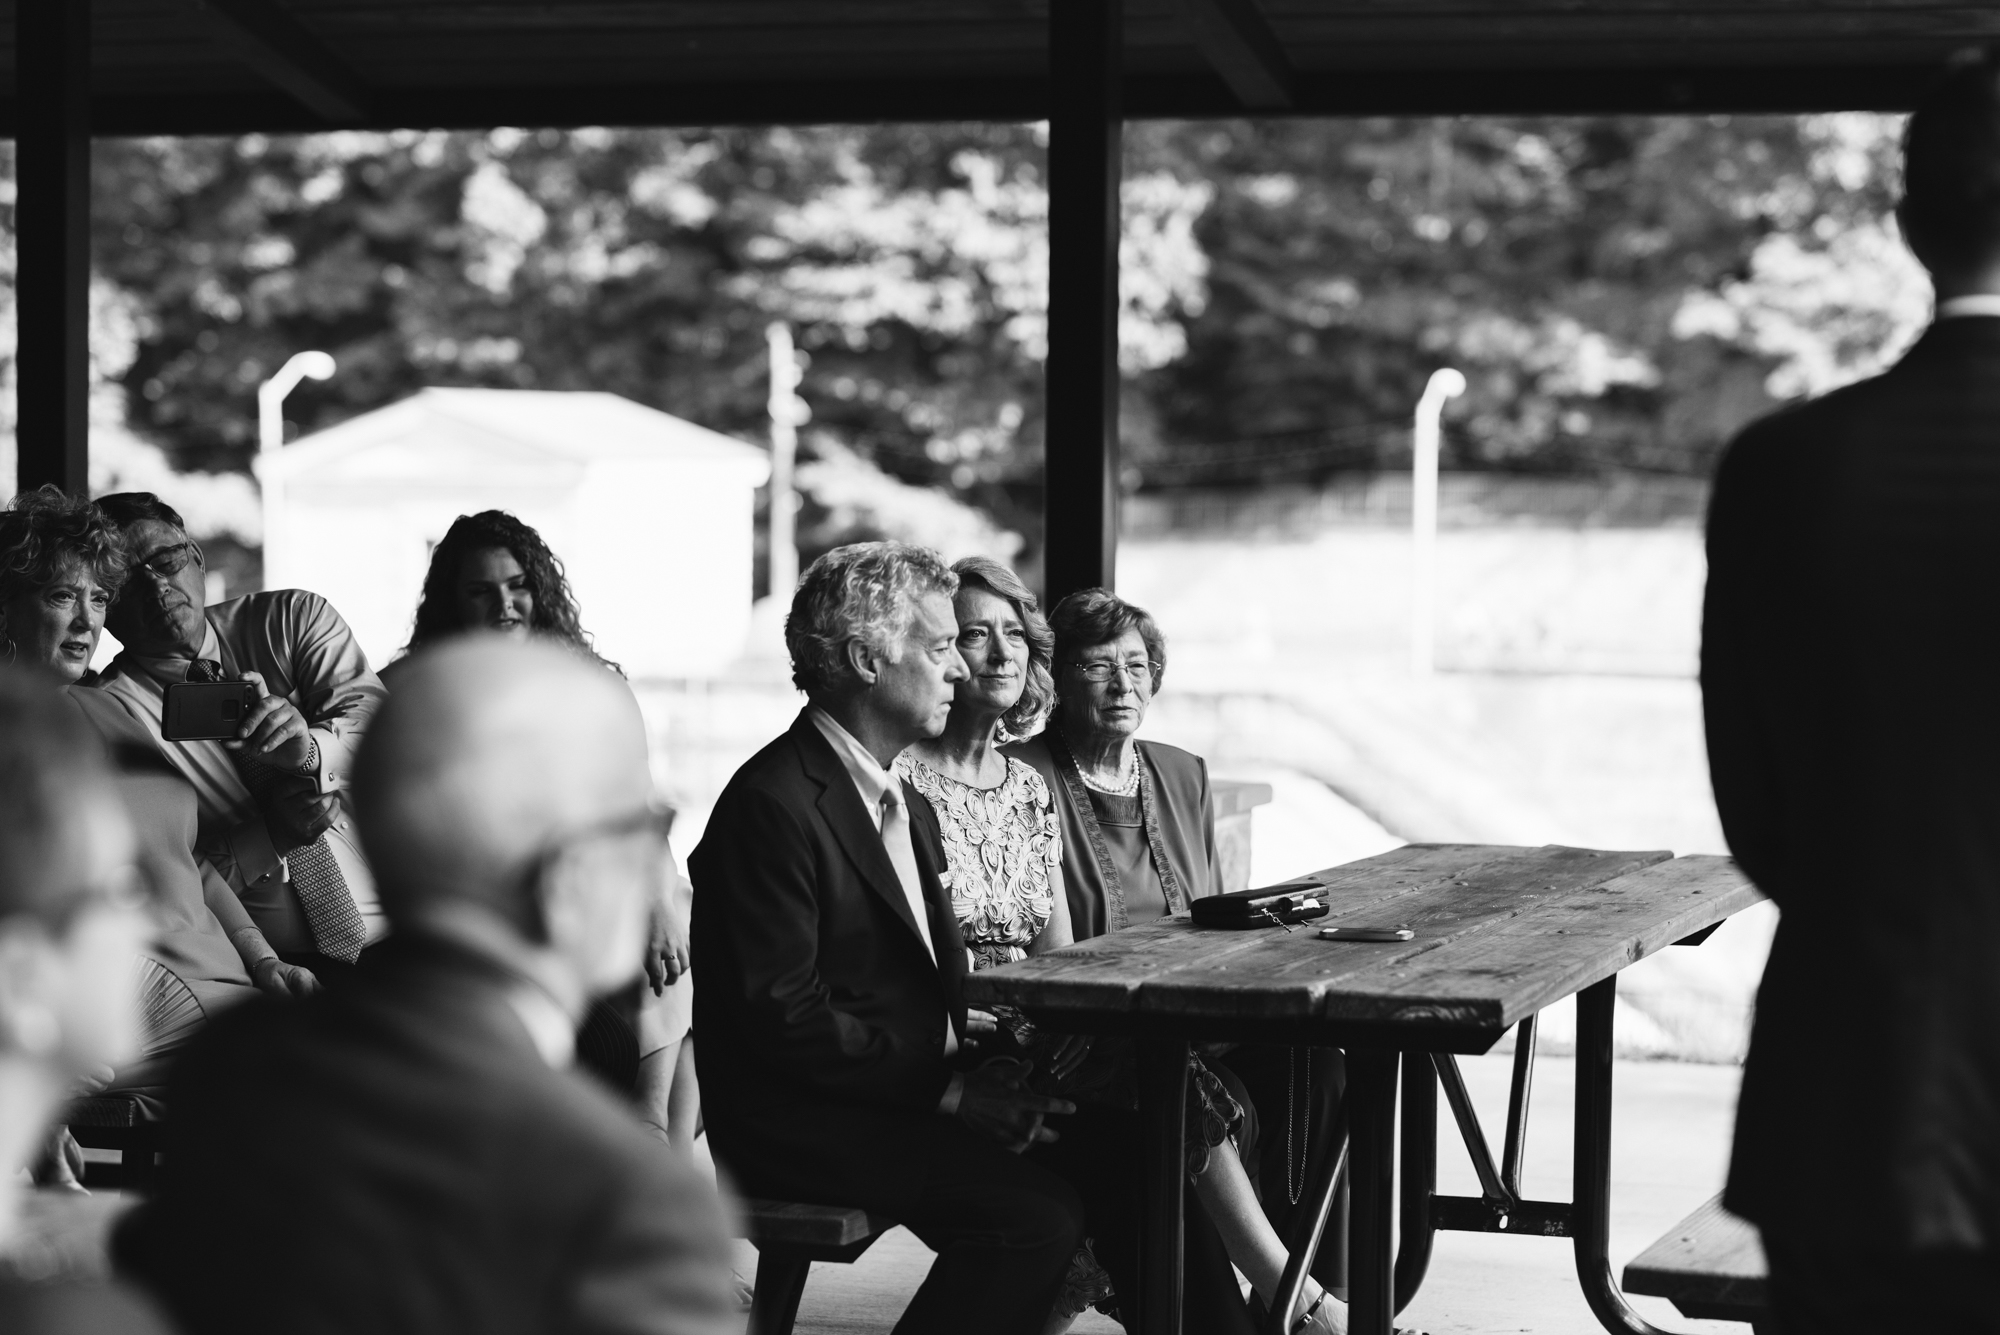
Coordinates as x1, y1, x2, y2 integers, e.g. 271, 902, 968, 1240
162, 681, 260, 742
1318, 925, 1416, 943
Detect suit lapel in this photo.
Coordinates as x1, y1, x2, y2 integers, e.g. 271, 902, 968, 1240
790, 714, 930, 951
906, 787, 968, 1040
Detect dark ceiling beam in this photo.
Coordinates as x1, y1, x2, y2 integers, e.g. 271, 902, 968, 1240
1175, 0, 1295, 110
186, 0, 371, 123
52, 61, 1943, 139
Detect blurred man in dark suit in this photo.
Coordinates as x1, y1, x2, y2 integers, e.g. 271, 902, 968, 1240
1704, 57, 2000, 1332
115, 637, 736, 1335
693, 543, 1083, 1335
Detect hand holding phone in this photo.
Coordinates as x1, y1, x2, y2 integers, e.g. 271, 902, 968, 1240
162, 680, 262, 742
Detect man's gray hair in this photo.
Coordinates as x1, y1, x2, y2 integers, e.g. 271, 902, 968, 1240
786, 542, 959, 696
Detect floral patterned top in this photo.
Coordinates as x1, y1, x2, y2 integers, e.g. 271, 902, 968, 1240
895, 753, 1062, 970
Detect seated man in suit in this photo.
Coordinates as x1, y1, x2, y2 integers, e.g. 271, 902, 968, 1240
693, 542, 1084, 1335
115, 638, 737, 1335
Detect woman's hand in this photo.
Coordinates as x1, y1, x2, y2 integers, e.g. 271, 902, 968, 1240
251, 957, 320, 999
965, 1008, 1001, 1036
1047, 1032, 1094, 1080
645, 894, 691, 995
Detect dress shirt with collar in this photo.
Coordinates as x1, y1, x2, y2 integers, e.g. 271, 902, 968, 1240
96, 590, 387, 955
806, 706, 963, 1084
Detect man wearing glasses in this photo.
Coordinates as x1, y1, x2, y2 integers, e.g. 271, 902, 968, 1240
93, 492, 386, 980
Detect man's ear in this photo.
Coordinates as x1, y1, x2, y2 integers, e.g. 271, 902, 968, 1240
843, 637, 879, 686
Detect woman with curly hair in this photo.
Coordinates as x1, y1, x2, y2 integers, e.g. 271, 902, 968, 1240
390, 509, 617, 672
0, 489, 294, 1131
388, 510, 695, 1152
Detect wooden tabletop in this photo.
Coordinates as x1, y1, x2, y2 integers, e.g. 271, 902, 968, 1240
966, 844, 1763, 1053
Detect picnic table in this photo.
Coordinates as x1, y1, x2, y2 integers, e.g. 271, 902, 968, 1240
963, 842, 1763, 1335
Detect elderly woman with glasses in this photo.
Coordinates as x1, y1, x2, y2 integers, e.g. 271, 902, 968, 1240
1007, 587, 1347, 1335
0, 489, 288, 1121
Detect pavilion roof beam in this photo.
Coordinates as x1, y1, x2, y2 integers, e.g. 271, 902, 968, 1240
1175, 0, 1295, 110
187, 0, 371, 124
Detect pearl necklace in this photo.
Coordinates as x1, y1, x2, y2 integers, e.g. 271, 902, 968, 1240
1077, 752, 1140, 797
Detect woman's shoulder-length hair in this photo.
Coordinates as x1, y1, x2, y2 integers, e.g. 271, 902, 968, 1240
403, 509, 618, 674
951, 555, 1055, 742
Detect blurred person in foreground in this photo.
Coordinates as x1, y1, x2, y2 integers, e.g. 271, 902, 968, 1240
693, 542, 1084, 1335
383, 510, 691, 1141
0, 667, 169, 1333
1, 491, 294, 1117
114, 638, 737, 1335
94, 492, 386, 979
1703, 56, 2000, 1331
1006, 587, 1349, 1330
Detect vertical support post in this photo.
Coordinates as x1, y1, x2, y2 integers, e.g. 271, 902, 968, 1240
1347, 1048, 1400, 1335
1137, 1038, 1187, 1335
15, 1, 92, 497
766, 322, 802, 601
1044, 0, 1122, 604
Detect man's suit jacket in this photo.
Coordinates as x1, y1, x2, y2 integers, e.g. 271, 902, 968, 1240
113, 933, 737, 1335
1705, 316, 2000, 1252
691, 710, 968, 1215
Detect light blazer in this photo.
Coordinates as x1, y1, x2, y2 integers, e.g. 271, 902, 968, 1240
691, 710, 968, 1213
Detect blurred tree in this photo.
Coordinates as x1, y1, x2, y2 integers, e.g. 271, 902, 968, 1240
31, 112, 1926, 572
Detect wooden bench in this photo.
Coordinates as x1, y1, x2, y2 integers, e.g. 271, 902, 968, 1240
64, 1094, 164, 1190
741, 1198, 896, 1335
1622, 1193, 1769, 1326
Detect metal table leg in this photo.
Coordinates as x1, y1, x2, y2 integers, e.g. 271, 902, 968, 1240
1394, 1048, 1437, 1312
1573, 976, 1679, 1335
1347, 1048, 1401, 1335
1262, 1091, 1350, 1335
1137, 1039, 1188, 1335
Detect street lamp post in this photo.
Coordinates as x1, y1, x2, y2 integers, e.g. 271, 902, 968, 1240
253, 351, 335, 592
1411, 367, 1466, 675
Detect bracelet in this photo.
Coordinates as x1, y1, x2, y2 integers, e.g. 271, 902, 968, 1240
296, 734, 321, 776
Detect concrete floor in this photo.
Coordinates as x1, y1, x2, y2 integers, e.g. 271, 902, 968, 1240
742, 1053, 1747, 1335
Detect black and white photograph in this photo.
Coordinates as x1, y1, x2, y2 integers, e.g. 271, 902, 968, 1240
0, 4, 1994, 1334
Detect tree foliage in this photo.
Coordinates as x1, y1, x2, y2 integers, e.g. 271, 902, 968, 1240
36, 113, 1925, 567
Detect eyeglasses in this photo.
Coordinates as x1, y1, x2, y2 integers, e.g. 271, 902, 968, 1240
1071, 660, 1160, 687
133, 541, 202, 582
531, 806, 677, 880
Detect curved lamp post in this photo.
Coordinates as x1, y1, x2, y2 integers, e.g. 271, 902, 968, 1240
1411, 367, 1466, 675
254, 351, 335, 592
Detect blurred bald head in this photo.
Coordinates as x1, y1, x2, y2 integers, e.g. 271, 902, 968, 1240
353, 637, 651, 932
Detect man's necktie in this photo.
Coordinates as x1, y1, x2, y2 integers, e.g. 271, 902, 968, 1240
189, 658, 367, 963
880, 789, 956, 1056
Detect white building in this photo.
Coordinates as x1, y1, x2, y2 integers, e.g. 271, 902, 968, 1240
257, 388, 769, 679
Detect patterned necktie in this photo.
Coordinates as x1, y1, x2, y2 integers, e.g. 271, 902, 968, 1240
188, 658, 367, 963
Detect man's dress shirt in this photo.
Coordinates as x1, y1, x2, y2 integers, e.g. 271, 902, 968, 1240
97, 590, 387, 954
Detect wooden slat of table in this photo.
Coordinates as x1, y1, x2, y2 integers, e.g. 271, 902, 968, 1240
968, 846, 1762, 1051
968, 843, 1522, 1014
1341, 854, 1761, 1033
1140, 844, 1670, 1026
